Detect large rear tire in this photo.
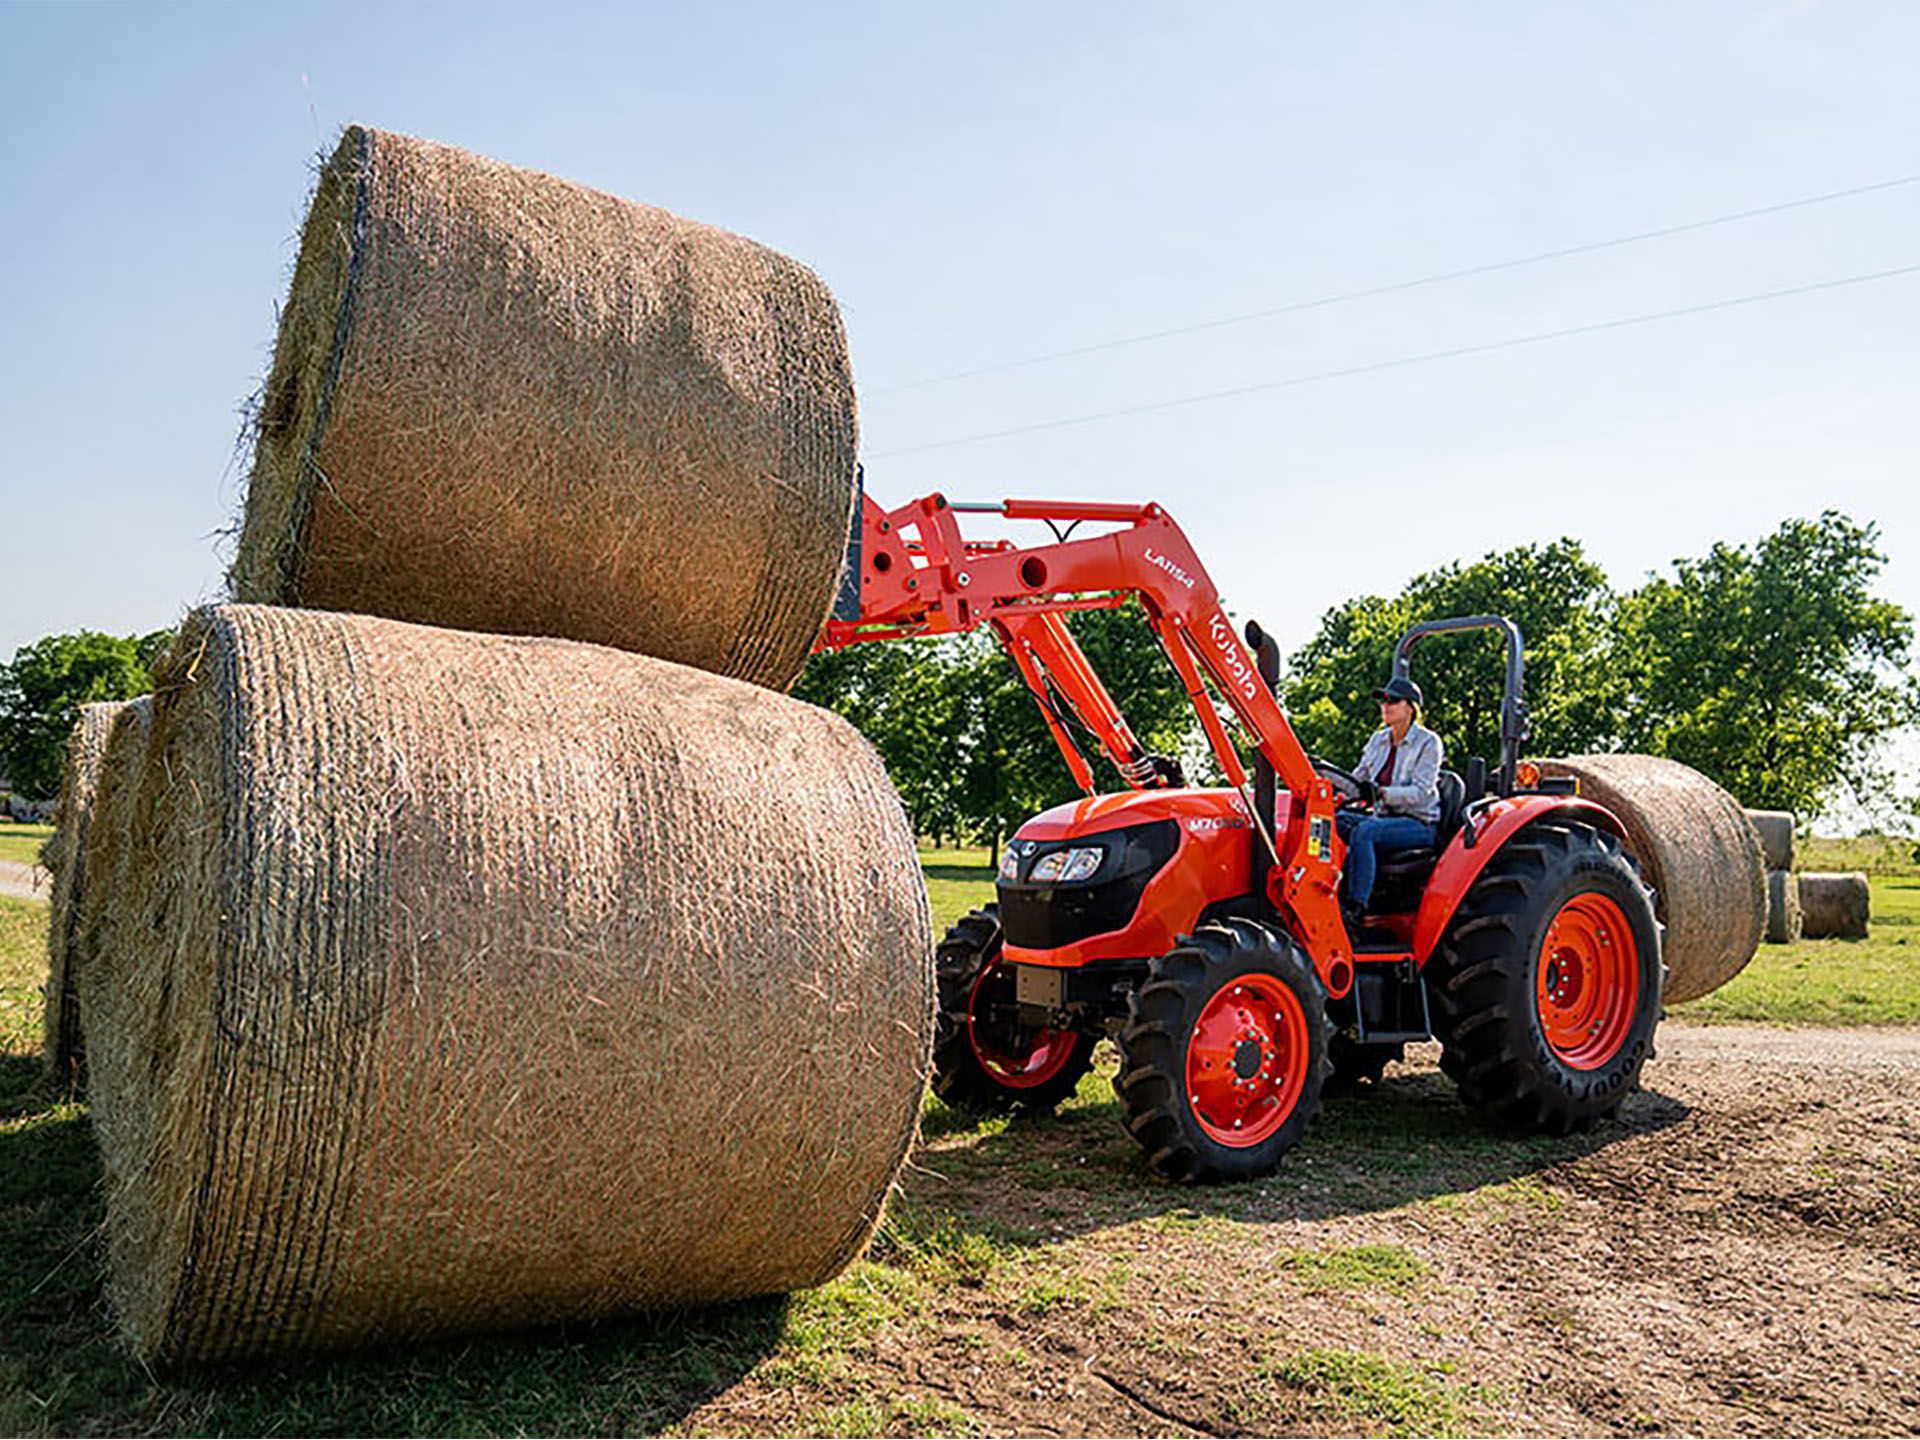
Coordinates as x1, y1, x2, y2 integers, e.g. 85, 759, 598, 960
1427, 821, 1662, 1133
932, 905, 1097, 1116
1114, 918, 1331, 1183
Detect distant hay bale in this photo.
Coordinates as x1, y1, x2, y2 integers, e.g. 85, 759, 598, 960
41, 701, 140, 1076
1764, 869, 1802, 945
230, 125, 859, 692
1746, 810, 1796, 872
1797, 871, 1871, 940
1539, 755, 1765, 1005
82, 604, 931, 1366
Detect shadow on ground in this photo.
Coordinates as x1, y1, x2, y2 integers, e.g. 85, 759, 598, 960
906, 1058, 1691, 1247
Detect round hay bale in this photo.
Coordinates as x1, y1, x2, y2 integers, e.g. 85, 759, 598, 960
83, 604, 931, 1365
1797, 871, 1871, 940
229, 125, 859, 692
1764, 868, 1802, 945
1746, 809, 1796, 872
41, 700, 140, 1076
1537, 755, 1765, 1005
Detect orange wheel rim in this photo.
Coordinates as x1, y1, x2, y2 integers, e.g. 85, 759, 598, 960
968, 961, 1082, 1089
1536, 893, 1638, 1069
1185, 975, 1310, 1147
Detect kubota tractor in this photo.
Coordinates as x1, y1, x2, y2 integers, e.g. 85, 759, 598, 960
816, 490, 1662, 1183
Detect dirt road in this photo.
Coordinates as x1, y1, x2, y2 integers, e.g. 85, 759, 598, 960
0, 859, 47, 901
693, 1021, 1920, 1437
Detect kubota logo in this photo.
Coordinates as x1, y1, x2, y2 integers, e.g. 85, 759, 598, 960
1143, 547, 1195, 589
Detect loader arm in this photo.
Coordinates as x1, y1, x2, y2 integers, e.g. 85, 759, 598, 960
815, 492, 1354, 987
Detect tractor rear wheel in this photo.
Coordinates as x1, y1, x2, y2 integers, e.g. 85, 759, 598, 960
1427, 821, 1661, 1133
932, 905, 1097, 1116
1114, 918, 1331, 1183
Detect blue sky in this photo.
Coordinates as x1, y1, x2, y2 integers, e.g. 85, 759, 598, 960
2, 0, 1916, 677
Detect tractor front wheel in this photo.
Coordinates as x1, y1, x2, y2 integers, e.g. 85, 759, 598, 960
932, 906, 1097, 1116
1114, 919, 1331, 1183
1427, 821, 1662, 1133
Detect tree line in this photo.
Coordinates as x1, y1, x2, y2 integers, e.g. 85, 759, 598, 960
4, 513, 1913, 844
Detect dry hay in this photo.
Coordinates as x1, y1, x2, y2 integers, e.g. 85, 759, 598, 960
1797, 871, 1871, 940
82, 604, 931, 1365
1746, 809, 1796, 872
1539, 755, 1765, 1005
41, 700, 142, 1076
1764, 869, 1802, 945
229, 125, 858, 692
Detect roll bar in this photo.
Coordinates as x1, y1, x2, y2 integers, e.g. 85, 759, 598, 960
1392, 615, 1529, 798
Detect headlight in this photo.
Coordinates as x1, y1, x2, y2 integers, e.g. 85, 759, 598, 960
1030, 845, 1106, 884
997, 848, 1022, 883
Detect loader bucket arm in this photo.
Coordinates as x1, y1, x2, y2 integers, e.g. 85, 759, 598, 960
815, 491, 1354, 992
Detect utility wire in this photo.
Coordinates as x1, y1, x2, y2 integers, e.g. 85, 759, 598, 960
870, 261, 1920, 459
869, 172, 1920, 396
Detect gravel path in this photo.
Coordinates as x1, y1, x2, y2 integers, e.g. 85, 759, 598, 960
0, 858, 49, 900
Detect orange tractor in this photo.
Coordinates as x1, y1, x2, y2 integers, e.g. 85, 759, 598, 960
817, 491, 1662, 1183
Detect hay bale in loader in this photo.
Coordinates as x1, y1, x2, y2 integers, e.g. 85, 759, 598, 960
230, 125, 858, 692
81, 604, 932, 1366
41, 698, 149, 1077
1539, 755, 1765, 1004
1798, 871, 1871, 940
1764, 868, 1802, 945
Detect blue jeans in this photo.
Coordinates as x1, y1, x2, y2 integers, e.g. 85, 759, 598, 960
1335, 811, 1437, 909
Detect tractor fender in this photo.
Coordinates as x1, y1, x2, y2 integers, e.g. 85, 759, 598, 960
1411, 796, 1628, 966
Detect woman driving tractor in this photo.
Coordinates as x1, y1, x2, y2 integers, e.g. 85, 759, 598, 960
1337, 674, 1445, 927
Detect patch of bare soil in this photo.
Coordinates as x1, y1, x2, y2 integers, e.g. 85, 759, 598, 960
684, 1023, 1920, 1437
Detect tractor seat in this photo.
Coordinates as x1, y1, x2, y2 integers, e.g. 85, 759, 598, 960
1371, 770, 1468, 889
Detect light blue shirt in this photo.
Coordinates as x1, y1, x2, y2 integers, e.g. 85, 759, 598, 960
1355, 721, 1444, 823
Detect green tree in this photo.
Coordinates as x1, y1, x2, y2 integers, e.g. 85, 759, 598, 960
1, 629, 170, 799
1284, 539, 1618, 772
1609, 512, 1916, 812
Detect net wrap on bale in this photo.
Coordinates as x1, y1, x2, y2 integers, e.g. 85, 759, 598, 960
42, 700, 142, 1075
1797, 872, 1871, 940
1539, 755, 1764, 1005
230, 125, 859, 691
83, 605, 932, 1365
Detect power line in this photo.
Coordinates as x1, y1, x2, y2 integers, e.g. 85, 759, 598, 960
870, 261, 1920, 459
869, 172, 1920, 396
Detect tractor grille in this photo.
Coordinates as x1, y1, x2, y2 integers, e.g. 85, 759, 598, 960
998, 819, 1180, 950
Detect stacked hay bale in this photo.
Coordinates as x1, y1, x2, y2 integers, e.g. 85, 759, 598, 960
1798, 872, 1872, 939
73, 128, 932, 1365
83, 606, 932, 1365
1747, 810, 1800, 945
41, 700, 140, 1076
228, 125, 859, 692
1539, 755, 1765, 1004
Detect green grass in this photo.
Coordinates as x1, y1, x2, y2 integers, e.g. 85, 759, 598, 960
1261, 1349, 1502, 1438
1799, 832, 1920, 876
1671, 874, 1920, 1026
1276, 1243, 1431, 1293
916, 842, 996, 933
0, 823, 52, 868
0, 897, 48, 1055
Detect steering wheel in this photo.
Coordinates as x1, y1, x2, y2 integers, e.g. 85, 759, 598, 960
1309, 756, 1365, 806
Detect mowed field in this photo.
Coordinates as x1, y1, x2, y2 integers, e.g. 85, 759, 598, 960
2, 832, 1917, 1436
